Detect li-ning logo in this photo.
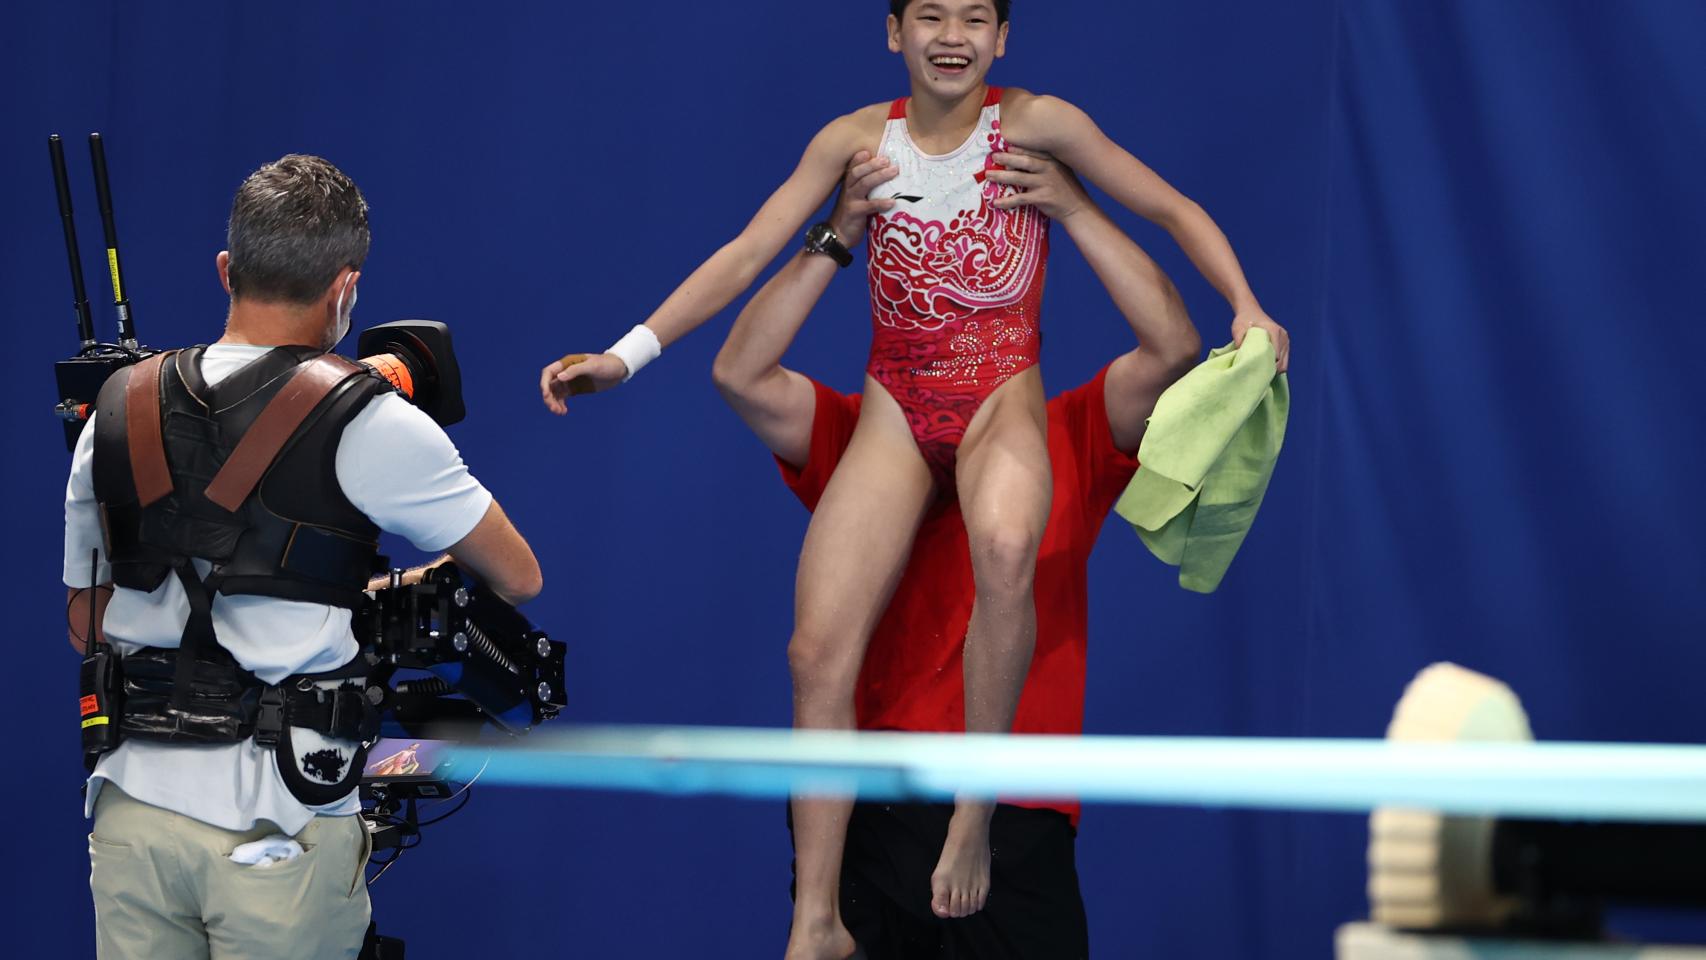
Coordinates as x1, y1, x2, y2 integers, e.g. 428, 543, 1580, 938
893, 194, 925, 203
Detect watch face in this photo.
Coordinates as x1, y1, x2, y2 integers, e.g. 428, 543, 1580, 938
806, 223, 849, 265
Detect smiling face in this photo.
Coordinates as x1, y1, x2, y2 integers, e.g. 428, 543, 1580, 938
888, 0, 1009, 101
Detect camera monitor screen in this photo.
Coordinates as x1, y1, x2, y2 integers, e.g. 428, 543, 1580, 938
362, 738, 460, 798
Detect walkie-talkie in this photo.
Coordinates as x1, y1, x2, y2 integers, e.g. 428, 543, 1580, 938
76, 550, 122, 767
50, 132, 156, 451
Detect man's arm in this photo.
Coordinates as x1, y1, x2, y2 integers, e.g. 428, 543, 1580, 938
341, 396, 542, 607
1000, 91, 1290, 373
712, 151, 899, 467
369, 500, 541, 607
1086, 226, 1201, 453
540, 106, 891, 411
66, 585, 110, 654
63, 417, 110, 654
985, 149, 1206, 451
443, 500, 541, 605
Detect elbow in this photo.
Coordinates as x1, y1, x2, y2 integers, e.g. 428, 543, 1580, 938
1148, 279, 1203, 376
711, 344, 739, 391
712, 296, 770, 404
1161, 323, 1203, 377
711, 345, 754, 403
1155, 196, 1206, 236
1155, 333, 1201, 385
1160, 315, 1201, 371
507, 561, 543, 606
1153, 289, 1207, 375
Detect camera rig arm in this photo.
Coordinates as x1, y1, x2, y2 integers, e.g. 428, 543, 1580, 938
360, 562, 566, 740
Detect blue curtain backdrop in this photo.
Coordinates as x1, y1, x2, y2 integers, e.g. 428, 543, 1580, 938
3, 1, 1702, 956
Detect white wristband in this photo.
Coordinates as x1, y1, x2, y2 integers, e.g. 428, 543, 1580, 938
607, 324, 662, 382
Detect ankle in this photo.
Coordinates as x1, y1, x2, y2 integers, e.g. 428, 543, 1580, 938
786, 914, 854, 956
791, 904, 842, 934
950, 799, 996, 828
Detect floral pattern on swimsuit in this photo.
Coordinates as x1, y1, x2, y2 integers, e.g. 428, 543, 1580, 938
865, 85, 1050, 489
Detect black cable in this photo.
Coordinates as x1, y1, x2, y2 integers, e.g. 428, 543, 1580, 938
67, 582, 113, 652
362, 767, 483, 887
366, 850, 406, 886
416, 786, 474, 827
364, 822, 422, 887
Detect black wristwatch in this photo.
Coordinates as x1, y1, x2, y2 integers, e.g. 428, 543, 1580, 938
803, 221, 853, 268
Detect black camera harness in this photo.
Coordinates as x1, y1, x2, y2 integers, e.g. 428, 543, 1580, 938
82, 346, 390, 803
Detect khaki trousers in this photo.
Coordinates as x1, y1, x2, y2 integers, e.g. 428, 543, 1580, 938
90, 785, 372, 960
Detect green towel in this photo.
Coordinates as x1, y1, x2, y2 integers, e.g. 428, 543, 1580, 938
1115, 327, 1290, 593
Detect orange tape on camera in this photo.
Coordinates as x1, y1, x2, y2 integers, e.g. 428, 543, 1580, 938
365, 353, 415, 399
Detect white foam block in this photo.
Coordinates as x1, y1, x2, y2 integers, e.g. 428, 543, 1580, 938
1338, 922, 1706, 960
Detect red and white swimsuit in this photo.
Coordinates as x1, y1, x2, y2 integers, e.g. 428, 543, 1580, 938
866, 85, 1050, 489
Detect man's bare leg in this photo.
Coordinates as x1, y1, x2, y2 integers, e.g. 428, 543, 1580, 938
786, 378, 935, 960
932, 366, 1052, 919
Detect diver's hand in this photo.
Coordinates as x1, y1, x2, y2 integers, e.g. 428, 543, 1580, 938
540, 352, 628, 414
1231, 310, 1291, 373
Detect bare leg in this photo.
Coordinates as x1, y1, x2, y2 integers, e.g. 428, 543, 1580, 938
932, 366, 1052, 919
786, 378, 936, 960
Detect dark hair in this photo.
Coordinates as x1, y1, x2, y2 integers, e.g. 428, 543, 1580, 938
226, 154, 370, 304
890, 0, 1010, 25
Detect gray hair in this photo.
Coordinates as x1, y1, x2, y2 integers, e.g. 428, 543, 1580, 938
226, 154, 370, 304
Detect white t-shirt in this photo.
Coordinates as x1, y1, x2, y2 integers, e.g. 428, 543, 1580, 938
64, 344, 494, 834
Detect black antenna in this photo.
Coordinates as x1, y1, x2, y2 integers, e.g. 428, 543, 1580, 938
86, 549, 100, 657
89, 133, 137, 348
49, 134, 96, 347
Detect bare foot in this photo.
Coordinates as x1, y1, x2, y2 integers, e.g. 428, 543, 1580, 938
784, 916, 859, 960
930, 802, 993, 919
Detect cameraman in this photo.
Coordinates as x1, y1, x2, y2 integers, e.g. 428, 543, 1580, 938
62, 154, 541, 960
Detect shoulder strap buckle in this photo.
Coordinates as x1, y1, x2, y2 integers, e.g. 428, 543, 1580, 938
254, 686, 285, 747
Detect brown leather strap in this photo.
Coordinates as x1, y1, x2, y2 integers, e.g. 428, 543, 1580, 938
126, 351, 175, 507
204, 355, 364, 513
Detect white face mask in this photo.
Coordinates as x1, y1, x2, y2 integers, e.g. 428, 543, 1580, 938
327, 275, 357, 350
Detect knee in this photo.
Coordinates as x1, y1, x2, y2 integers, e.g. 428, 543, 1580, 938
787, 627, 859, 694
968, 522, 1041, 595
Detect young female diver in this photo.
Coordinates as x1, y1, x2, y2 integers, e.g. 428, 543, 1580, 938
538, 4, 1288, 957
